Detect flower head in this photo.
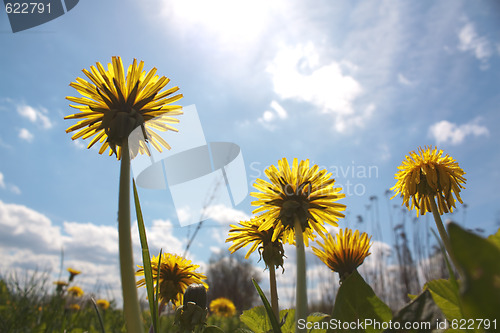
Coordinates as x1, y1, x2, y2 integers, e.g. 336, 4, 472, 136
67, 267, 81, 282
226, 216, 285, 270
67, 286, 84, 297
53, 280, 69, 287
96, 299, 110, 310
136, 253, 208, 307
69, 304, 80, 311
65, 56, 183, 159
209, 297, 236, 317
312, 228, 372, 281
391, 146, 466, 216
251, 158, 346, 246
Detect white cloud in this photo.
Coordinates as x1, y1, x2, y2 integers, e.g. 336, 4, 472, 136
0, 200, 63, 253
267, 42, 372, 132
398, 73, 414, 86
18, 128, 34, 142
0, 172, 21, 194
458, 21, 492, 67
0, 201, 187, 306
17, 104, 52, 129
257, 100, 288, 130
73, 140, 85, 149
429, 118, 489, 145
203, 204, 250, 225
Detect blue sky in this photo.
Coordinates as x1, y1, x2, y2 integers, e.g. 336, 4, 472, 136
1, 0, 499, 306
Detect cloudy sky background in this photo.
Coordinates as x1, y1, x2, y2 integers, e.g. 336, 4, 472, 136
1, 0, 499, 307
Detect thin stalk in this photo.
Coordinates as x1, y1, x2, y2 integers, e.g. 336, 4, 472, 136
429, 197, 459, 272
294, 217, 307, 333
118, 141, 143, 333
268, 264, 279, 321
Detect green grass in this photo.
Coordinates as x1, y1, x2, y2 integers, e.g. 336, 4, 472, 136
0, 272, 246, 333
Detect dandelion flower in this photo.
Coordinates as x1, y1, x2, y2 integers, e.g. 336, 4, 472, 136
65, 56, 183, 159
209, 297, 236, 317
226, 216, 285, 269
53, 280, 69, 287
96, 299, 110, 310
67, 267, 81, 282
69, 304, 80, 311
251, 158, 346, 246
391, 146, 466, 216
312, 228, 372, 281
67, 286, 84, 297
136, 253, 208, 307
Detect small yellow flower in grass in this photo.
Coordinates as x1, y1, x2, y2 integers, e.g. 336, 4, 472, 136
53, 280, 69, 287
69, 304, 80, 311
65, 56, 183, 159
226, 216, 285, 269
96, 299, 110, 310
136, 253, 208, 308
391, 146, 466, 216
251, 158, 346, 245
312, 228, 372, 281
67, 267, 81, 282
67, 286, 84, 297
209, 297, 236, 317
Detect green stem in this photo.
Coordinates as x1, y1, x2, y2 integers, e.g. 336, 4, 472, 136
294, 217, 307, 333
118, 141, 144, 333
268, 264, 279, 322
429, 196, 459, 273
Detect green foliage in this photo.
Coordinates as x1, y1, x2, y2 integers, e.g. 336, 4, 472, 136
330, 270, 392, 333
133, 180, 160, 333
389, 289, 446, 333
425, 279, 462, 321
250, 279, 281, 332
448, 223, 500, 322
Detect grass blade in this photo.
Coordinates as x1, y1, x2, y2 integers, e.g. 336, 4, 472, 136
251, 279, 281, 333
133, 180, 158, 333
90, 297, 106, 333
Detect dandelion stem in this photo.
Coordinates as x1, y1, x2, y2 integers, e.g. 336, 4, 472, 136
118, 141, 143, 333
429, 197, 459, 272
268, 264, 279, 321
294, 216, 307, 333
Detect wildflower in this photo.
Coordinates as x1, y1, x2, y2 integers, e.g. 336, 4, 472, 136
67, 267, 81, 282
391, 146, 466, 216
96, 299, 110, 310
209, 298, 237, 317
251, 158, 346, 246
67, 286, 84, 297
69, 304, 80, 311
251, 158, 346, 329
53, 280, 69, 287
65, 56, 183, 159
313, 228, 372, 281
136, 253, 208, 307
226, 217, 285, 269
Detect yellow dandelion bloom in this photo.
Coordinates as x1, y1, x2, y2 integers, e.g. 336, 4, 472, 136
96, 299, 110, 310
251, 158, 346, 246
53, 280, 69, 287
136, 253, 208, 307
312, 228, 372, 280
391, 146, 466, 216
209, 297, 236, 317
67, 286, 84, 297
67, 267, 81, 282
65, 56, 183, 159
69, 304, 80, 311
226, 216, 285, 269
